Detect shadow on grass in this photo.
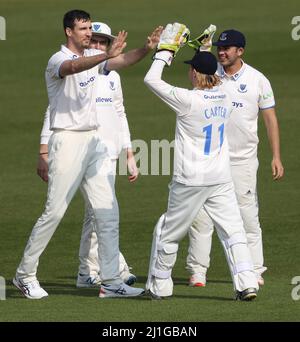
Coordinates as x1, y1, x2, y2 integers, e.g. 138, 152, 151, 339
137, 276, 232, 285
206, 279, 232, 285
6, 280, 149, 300
142, 292, 233, 301
171, 294, 233, 301
6, 276, 233, 302
7, 286, 233, 302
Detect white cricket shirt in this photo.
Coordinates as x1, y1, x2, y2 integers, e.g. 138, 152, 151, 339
218, 61, 275, 164
93, 70, 132, 158
41, 71, 131, 159
144, 59, 233, 186
45, 45, 108, 131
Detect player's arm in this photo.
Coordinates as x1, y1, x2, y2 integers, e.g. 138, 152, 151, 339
37, 145, 49, 182
113, 76, 138, 182
107, 26, 163, 70
37, 106, 52, 182
113, 76, 132, 150
59, 31, 128, 77
261, 107, 284, 180
127, 149, 139, 182
144, 51, 191, 114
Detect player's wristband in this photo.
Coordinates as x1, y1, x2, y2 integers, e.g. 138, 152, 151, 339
153, 50, 174, 66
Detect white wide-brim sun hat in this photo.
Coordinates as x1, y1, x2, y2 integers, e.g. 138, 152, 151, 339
92, 22, 117, 41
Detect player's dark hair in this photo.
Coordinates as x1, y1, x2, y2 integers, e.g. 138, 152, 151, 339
63, 9, 91, 30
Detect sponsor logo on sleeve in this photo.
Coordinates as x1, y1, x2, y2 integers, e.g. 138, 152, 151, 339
262, 92, 274, 100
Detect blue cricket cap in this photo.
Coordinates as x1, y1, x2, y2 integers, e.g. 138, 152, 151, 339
213, 29, 246, 48
184, 51, 218, 75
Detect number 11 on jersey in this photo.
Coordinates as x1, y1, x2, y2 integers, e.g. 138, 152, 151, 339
203, 123, 224, 155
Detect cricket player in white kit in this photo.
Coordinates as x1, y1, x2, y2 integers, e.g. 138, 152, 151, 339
13, 9, 162, 299
38, 22, 140, 288
187, 29, 284, 288
144, 23, 258, 301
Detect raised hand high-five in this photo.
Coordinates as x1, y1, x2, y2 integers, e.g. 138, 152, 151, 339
107, 30, 128, 58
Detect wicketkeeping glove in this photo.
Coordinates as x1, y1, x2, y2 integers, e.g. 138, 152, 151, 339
187, 24, 217, 52
157, 22, 190, 57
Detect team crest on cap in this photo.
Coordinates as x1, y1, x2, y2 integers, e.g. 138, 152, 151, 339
220, 33, 227, 41
238, 84, 247, 93
93, 24, 101, 32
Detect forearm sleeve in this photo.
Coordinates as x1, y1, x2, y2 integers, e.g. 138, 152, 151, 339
40, 105, 52, 145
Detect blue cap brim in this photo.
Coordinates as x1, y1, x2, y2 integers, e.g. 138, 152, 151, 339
212, 41, 244, 47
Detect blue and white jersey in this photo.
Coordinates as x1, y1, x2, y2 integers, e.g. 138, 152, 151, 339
218, 61, 275, 164
45, 45, 107, 131
144, 59, 233, 186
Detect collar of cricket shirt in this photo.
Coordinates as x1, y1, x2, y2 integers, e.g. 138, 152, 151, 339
218, 60, 246, 81
61, 44, 86, 60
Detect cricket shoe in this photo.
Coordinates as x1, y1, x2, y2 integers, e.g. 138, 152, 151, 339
13, 277, 48, 299
99, 282, 145, 298
187, 24, 217, 51
147, 290, 171, 300
120, 268, 137, 286
76, 273, 102, 288
189, 272, 206, 287
235, 288, 257, 301
123, 273, 137, 286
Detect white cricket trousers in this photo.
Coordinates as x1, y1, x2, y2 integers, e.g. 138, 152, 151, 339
78, 159, 130, 278
146, 181, 258, 297
187, 158, 267, 278
16, 129, 121, 285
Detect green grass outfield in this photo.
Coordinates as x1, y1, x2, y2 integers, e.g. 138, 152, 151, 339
0, 0, 300, 322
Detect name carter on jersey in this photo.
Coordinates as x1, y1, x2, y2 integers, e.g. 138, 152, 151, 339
204, 106, 228, 119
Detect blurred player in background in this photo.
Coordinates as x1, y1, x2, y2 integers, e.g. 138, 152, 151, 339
187, 29, 284, 288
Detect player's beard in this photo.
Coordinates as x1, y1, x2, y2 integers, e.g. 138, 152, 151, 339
82, 39, 90, 49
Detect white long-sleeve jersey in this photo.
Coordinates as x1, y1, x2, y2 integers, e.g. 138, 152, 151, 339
144, 59, 233, 186
41, 71, 132, 159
